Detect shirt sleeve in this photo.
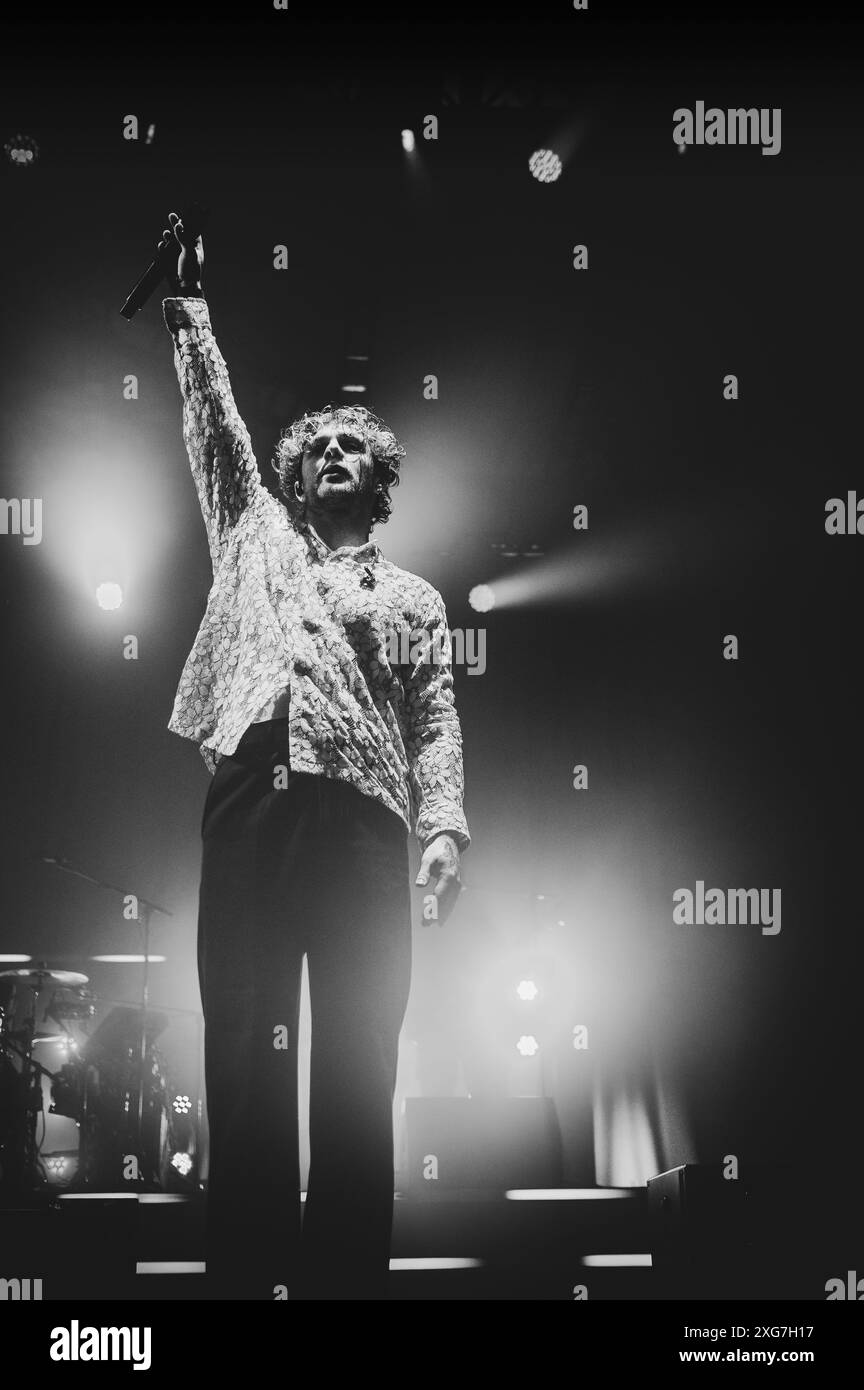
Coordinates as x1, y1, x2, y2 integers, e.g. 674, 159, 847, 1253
402, 590, 471, 852
163, 296, 263, 572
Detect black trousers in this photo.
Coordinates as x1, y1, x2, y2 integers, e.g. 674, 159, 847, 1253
197, 718, 412, 1300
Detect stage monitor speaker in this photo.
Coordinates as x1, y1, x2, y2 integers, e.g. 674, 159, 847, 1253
647, 1163, 802, 1299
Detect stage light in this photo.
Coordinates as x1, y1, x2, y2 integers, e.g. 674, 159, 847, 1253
528, 149, 562, 183
516, 979, 539, 1001
465, 530, 654, 613
170, 1152, 194, 1177
516, 1034, 539, 1057
58, 1193, 139, 1202
0, 954, 31, 962
42, 447, 173, 623
468, 584, 495, 613
95, 581, 123, 610
389, 1257, 482, 1270
90, 954, 167, 963
137, 1260, 204, 1275
4, 133, 39, 167
505, 1188, 633, 1201
172, 1094, 192, 1115
401, 129, 416, 153
582, 1254, 652, 1267
45, 1156, 69, 1175
340, 384, 367, 393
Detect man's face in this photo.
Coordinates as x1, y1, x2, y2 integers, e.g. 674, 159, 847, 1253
299, 420, 375, 514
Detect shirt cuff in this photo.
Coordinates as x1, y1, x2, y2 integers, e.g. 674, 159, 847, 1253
162, 296, 211, 333
422, 828, 470, 853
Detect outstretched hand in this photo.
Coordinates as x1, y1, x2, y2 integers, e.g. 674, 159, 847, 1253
159, 209, 205, 296
415, 834, 463, 926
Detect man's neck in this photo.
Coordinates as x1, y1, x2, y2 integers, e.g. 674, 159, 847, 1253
306, 511, 373, 551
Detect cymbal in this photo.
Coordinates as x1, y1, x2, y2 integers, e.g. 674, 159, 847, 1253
0, 968, 89, 987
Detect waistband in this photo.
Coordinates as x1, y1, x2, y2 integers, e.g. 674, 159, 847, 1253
224, 719, 408, 841
235, 717, 292, 751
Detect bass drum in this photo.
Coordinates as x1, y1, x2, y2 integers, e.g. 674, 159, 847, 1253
84, 1050, 174, 1190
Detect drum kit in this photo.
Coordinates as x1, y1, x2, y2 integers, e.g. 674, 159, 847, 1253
0, 964, 180, 1193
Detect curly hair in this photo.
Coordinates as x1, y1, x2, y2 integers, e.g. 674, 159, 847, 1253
271, 403, 405, 529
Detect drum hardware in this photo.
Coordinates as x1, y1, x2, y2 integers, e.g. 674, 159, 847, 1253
40, 854, 174, 1188
0, 965, 96, 1190
0, 1018, 77, 1185
2, 981, 200, 1193
47, 991, 97, 1023
0, 972, 174, 1192
0, 967, 90, 988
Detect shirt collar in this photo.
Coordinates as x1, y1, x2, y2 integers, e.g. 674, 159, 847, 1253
305, 522, 381, 565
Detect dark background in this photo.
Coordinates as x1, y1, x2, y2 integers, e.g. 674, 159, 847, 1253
0, 3, 861, 1195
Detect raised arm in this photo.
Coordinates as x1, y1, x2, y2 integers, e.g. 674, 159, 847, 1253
159, 211, 262, 571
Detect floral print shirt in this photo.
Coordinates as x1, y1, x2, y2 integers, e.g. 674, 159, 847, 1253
163, 296, 470, 851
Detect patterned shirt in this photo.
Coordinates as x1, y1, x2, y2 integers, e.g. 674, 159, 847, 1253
163, 296, 470, 851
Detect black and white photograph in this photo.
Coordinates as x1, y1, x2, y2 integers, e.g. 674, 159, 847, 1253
0, 0, 862, 1362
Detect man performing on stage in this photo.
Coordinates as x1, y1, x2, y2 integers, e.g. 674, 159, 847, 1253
158, 211, 470, 1300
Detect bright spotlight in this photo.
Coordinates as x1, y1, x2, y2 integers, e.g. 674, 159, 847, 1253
170, 1152, 194, 1177
96, 581, 123, 610
516, 980, 539, 1002
468, 584, 495, 613
172, 1094, 192, 1115
401, 128, 416, 153
516, 1035, 539, 1057
528, 149, 562, 183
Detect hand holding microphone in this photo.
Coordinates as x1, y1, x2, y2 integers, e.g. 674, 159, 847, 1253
160, 208, 206, 296
120, 202, 209, 319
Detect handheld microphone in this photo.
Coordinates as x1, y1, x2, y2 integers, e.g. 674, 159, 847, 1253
119, 241, 176, 320
119, 240, 177, 320
119, 204, 210, 321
